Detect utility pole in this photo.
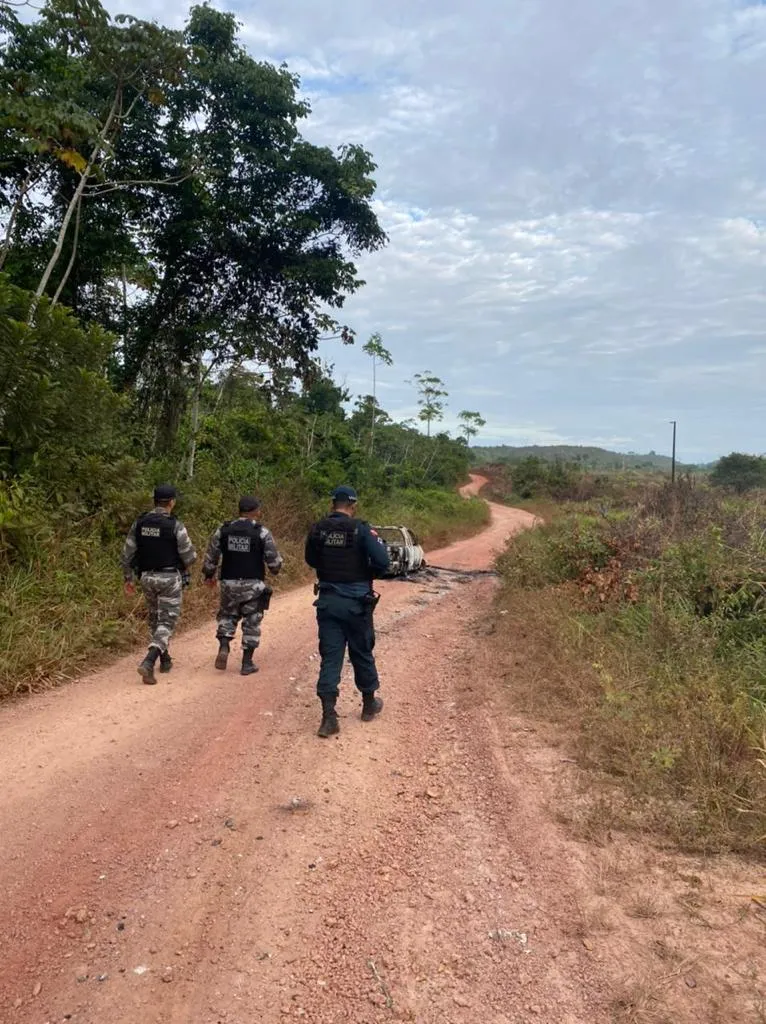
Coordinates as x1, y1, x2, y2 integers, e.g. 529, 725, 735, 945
670, 420, 677, 483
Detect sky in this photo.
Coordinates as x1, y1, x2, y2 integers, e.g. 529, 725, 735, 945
135, 0, 766, 460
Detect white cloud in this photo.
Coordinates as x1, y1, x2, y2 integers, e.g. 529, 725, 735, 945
108, 0, 766, 460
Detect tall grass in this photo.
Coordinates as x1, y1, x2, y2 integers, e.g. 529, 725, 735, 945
493, 478, 766, 855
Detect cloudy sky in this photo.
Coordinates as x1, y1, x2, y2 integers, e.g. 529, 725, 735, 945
145, 0, 765, 459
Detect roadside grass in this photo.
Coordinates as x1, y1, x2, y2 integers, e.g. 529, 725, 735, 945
0, 486, 488, 698
367, 489, 489, 550
491, 478, 766, 856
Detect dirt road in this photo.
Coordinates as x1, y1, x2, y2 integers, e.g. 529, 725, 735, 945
0, 478, 613, 1023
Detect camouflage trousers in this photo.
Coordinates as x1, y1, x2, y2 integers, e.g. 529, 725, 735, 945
216, 579, 266, 650
140, 571, 183, 653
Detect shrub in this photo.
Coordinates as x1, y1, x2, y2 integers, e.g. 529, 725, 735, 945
711, 452, 766, 494
493, 479, 766, 854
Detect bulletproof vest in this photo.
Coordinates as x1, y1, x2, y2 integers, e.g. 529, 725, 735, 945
219, 519, 265, 581
134, 511, 180, 572
310, 516, 371, 584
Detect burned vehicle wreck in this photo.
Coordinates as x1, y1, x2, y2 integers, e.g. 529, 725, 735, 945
373, 526, 426, 578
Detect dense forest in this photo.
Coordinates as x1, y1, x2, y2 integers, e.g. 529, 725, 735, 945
0, 0, 486, 694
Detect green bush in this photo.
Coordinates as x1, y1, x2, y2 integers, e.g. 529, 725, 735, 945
711, 452, 766, 493
496, 513, 611, 588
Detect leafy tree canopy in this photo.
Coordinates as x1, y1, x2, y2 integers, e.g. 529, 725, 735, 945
1, 0, 386, 450
710, 453, 766, 494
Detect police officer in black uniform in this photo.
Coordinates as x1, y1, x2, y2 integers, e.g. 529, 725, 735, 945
305, 485, 390, 737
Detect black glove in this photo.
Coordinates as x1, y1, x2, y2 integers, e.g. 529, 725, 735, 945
181, 571, 191, 588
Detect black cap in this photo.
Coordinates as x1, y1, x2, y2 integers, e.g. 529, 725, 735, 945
153, 483, 177, 503
331, 485, 358, 502
239, 495, 261, 513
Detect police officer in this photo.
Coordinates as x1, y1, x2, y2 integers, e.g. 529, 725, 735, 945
305, 485, 390, 737
121, 484, 197, 685
202, 496, 283, 675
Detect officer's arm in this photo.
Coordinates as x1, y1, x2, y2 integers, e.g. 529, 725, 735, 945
260, 527, 284, 575
304, 530, 319, 570
120, 522, 138, 582
202, 528, 222, 579
361, 524, 390, 574
175, 521, 197, 568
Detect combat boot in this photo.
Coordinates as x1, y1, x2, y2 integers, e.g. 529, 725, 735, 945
138, 646, 160, 685
159, 650, 173, 674
240, 647, 259, 676
317, 697, 339, 738
361, 692, 384, 722
214, 637, 230, 670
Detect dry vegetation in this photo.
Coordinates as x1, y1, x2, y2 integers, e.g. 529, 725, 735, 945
490, 475, 766, 856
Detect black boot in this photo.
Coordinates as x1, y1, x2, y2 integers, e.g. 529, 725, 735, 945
240, 647, 259, 676
361, 692, 384, 722
138, 646, 160, 685
317, 697, 339, 738
214, 637, 230, 671
159, 649, 173, 674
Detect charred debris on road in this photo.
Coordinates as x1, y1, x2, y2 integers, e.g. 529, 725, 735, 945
373, 524, 498, 585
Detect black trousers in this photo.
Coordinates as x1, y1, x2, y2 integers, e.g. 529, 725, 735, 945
314, 591, 380, 699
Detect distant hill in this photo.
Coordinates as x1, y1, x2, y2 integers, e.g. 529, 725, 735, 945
470, 444, 707, 472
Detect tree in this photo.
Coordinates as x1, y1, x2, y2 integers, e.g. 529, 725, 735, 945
411, 371, 447, 438
0, 0, 190, 317
350, 394, 390, 433
124, 4, 386, 455
710, 453, 766, 494
1, 2, 387, 460
458, 410, 486, 445
362, 332, 393, 455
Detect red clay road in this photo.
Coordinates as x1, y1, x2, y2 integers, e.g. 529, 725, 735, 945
0, 478, 617, 1023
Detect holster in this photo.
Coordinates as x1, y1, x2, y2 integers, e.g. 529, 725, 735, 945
362, 590, 381, 612
259, 585, 273, 611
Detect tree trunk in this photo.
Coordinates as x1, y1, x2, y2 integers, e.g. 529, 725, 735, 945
31, 89, 122, 317
0, 167, 37, 272
50, 193, 82, 308
369, 355, 376, 457
424, 439, 438, 477
121, 263, 128, 350
184, 360, 202, 481
213, 362, 234, 413
305, 414, 317, 461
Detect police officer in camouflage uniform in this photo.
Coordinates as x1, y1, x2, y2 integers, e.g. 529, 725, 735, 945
305, 485, 390, 737
202, 496, 283, 676
121, 484, 197, 685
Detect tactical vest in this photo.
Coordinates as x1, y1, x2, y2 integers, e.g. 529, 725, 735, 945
220, 519, 266, 581
135, 511, 180, 572
310, 516, 371, 584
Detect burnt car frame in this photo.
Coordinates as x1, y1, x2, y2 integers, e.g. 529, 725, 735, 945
373, 525, 426, 577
